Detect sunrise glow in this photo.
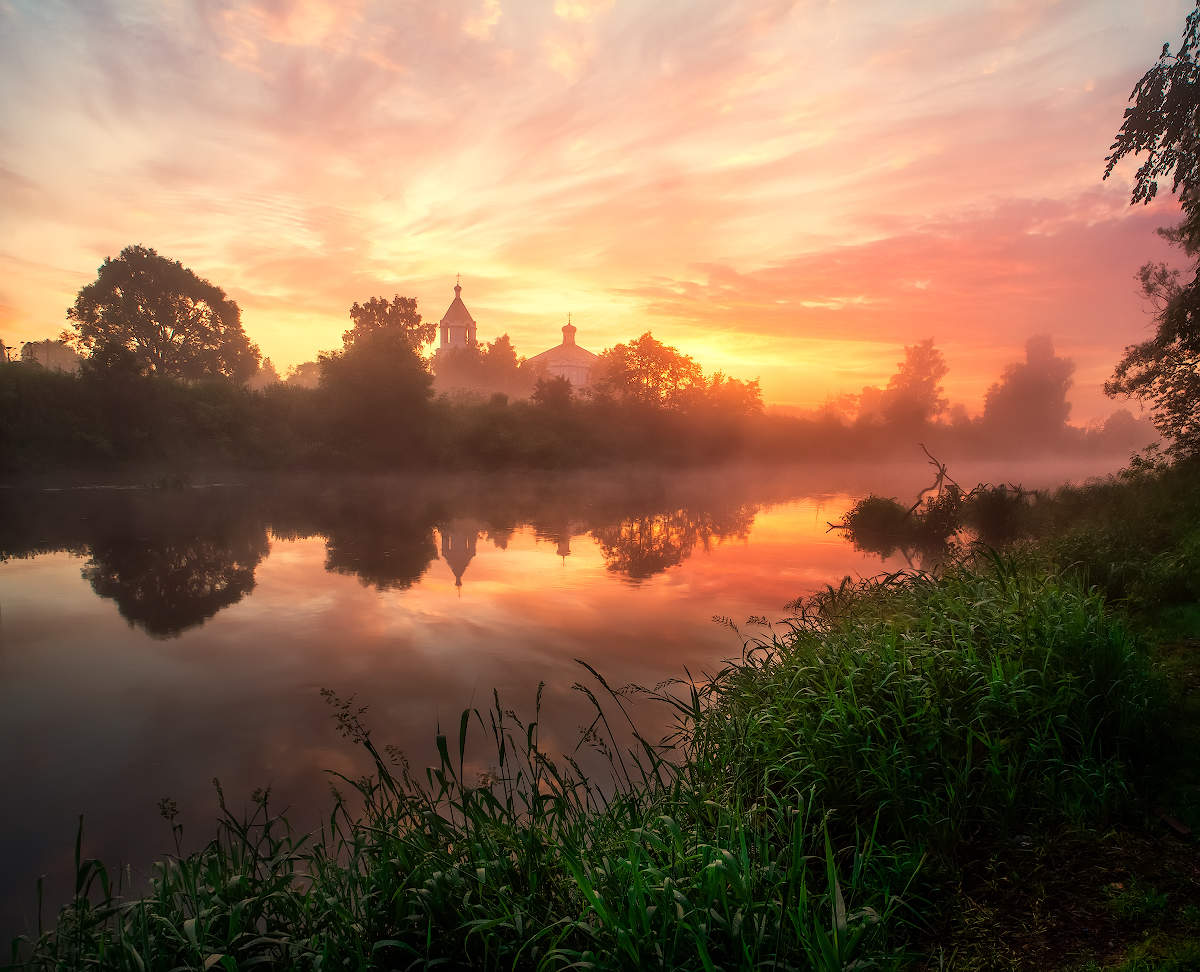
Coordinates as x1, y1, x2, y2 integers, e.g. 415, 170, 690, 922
0, 0, 1190, 420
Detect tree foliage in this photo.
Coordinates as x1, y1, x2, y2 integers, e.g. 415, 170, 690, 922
286, 360, 321, 388
67, 245, 260, 381
320, 295, 435, 461
858, 339, 948, 428
1104, 3, 1200, 245
1105, 3, 1200, 458
434, 334, 535, 398
592, 332, 705, 408
344, 296, 434, 352
531, 374, 574, 410
1105, 261, 1200, 455
984, 335, 1075, 444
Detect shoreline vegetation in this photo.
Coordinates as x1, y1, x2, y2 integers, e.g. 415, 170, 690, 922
0, 356, 1152, 480
9, 459, 1200, 970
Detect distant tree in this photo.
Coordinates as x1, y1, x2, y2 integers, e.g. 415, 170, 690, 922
982, 336, 1075, 447
592, 332, 705, 409
688, 372, 764, 416
344, 296, 434, 352
858, 339, 948, 428
884, 339, 948, 426
434, 333, 534, 397
67, 245, 260, 381
320, 295, 434, 460
247, 356, 280, 391
531, 374, 574, 409
285, 360, 321, 388
19, 338, 81, 373
1104, 3, 1200, 458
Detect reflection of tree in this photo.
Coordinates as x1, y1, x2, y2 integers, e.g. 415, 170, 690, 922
842, 529, 951, 572
591, 505, 756, 581
323, 509, 438, 592
83, 527, 269, 639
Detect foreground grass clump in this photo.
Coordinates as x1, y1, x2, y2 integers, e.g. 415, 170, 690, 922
13, 557, 1158, 970
704, 553, 1160, 853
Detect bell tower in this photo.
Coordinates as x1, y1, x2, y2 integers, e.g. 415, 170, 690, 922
438, 275, 478, 351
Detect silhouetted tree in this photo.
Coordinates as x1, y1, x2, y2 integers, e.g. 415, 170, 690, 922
67, 245, 260, 381
696, 373, 764, 416
344, 296, 435, 352
592, 332, 704, 409
247, 356, 280, 391
1105, 254, 1200, 457
982, 336, 1075, 448
531, 374, 574, 409
434, 334, 535, 398
858, 339, 948, 428
320, 296, 434, 461
285, 360, 321, 388
1104, 4, 1200, 458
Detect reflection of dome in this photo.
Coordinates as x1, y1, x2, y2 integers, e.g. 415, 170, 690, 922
439, 523, 478, 587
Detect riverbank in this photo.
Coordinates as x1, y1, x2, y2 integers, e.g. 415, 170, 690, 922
9, 460, 1200, 970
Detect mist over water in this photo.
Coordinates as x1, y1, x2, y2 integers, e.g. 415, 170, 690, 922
0, 457, 1123, 941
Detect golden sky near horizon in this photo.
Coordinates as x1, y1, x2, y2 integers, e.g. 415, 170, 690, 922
0, 0, 1192, 421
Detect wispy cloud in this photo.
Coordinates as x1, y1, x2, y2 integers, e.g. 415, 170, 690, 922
0, 0, 1193, 420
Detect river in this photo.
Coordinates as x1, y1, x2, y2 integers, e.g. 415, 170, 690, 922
0, 457, 1123, 942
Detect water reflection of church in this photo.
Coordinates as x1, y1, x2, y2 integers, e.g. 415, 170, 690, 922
436, 519, 574, 589
438, 521, 478, 588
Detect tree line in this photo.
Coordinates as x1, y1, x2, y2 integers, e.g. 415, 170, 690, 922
0, 244, 1160, 474
9, 6, 1200, 477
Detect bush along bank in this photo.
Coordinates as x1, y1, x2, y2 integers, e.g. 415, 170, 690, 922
9, 546, 1167, 971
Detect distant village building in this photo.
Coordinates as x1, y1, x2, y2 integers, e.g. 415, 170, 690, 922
20, 339, 81, 373
432, 277, 599, 389
526, 319, 599, 388
438, 278, 477, 352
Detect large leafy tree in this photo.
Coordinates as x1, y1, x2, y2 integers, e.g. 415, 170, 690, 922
67, 245, 260, 381
857, 339, 948, 429
983, 336, 1075, 447
1104, 2, 1200, 457
344, 295, 435, 351
592, 332, 705, 409
319, 295, 434, 461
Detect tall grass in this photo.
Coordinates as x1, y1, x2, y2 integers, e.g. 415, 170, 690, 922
12, 555, 1158, 970
1037, 460, 1200, 612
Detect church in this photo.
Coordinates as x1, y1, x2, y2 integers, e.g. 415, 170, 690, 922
524, 316, 598, 388
436, 279, 599, 387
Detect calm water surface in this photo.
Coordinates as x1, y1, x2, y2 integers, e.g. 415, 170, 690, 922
0, 459, 1121, 940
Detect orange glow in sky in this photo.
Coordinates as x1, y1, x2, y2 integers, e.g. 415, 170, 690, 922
0, 0, 1191, 421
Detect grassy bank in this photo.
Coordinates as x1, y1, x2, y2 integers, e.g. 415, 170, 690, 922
10, 463, 1200, 970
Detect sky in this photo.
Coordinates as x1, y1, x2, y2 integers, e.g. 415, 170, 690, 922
0, 0, 1193, 422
